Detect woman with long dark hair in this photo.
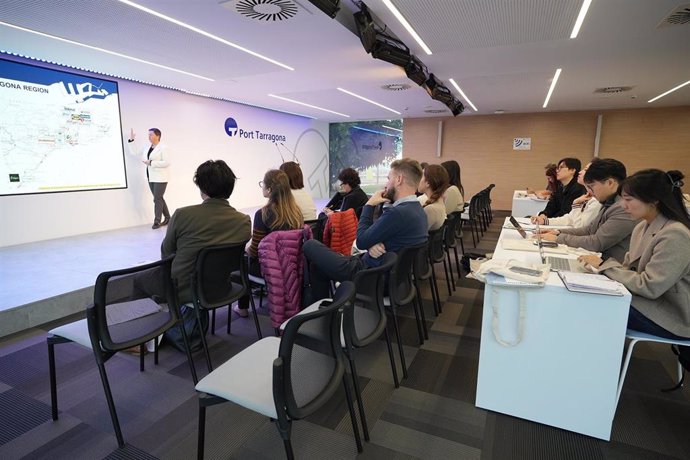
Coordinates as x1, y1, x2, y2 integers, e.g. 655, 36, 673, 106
417, 164, 450, 230
579, 169, 690, 339
441, 160, 465, 214
236, 169, 303, 316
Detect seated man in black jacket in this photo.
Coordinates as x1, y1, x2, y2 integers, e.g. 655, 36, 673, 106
532, 157, 587, 221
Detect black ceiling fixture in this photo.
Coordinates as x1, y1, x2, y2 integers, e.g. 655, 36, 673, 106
305, 0, 341, 18
353, 2, 465, 116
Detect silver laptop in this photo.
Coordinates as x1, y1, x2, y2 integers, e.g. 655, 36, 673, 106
535, 223, 587, 272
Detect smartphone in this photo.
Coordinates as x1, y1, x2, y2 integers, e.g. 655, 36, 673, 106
509, 266, 542, 277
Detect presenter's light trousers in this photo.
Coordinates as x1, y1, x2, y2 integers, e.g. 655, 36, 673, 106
149, 182, 170, 224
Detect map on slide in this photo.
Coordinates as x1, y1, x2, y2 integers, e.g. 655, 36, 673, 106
0, 58, 127, 196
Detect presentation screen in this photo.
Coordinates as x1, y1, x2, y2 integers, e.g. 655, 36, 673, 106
0, 58, 127, 196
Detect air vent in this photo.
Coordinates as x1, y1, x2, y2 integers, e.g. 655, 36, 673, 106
234, 0, 298, 21
658, 3, 690, 27
424, 109, 448, 114
381, 83, 412, 91
594, 86, 634, 94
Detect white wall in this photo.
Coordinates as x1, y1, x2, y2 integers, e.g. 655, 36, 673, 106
0, 69, 329, 247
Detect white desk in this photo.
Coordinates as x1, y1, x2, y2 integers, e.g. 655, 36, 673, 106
511, 190, 548, 217
475, 218, 630, 440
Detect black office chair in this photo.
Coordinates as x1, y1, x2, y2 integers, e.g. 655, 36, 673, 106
385, 242, 428, 379
81, 257, 197, 447
191, 242, 262, 372
421, 227, 445, 314
196, 281, 361, 459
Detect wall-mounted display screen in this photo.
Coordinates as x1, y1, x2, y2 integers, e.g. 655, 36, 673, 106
0, 58, 127, 196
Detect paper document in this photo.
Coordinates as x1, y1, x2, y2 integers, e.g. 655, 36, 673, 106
557, 272, 626, 296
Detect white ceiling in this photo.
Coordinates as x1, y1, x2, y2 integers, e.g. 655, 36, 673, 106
1, 0, 689, 121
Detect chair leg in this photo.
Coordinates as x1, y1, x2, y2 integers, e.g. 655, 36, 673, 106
430, 264, 443, 314
48, 341, 58, 420
283, 440, 295, 460
409, 296, 424, 346
445, 249, 456, 291
348, 356, 369, 441
194, 306, 214, 373
139, 344, 145, 372
197, 404, 206, 460
388, 308, 408, 379
413, 281, 429, 340
94, 359, 125, 448
442, 258, 452, 297
178, 321, 199, 385
428, 277, 439, 316
226, 305, 231, 335
211, 310, 216, 335
383, 326, 399, 388
342, 374, 363, 453
615, 338, 639, 409
453, 246, 462, 281
154, 336, 159, 365
249, 294, 263, 339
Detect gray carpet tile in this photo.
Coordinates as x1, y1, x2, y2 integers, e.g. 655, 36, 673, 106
0, 389, 52, 446
18, 422, 116, 460
402, 349, 479, 403
103, 444, 159, 460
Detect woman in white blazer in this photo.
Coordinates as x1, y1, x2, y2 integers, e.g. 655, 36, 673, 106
128, 128, 171, 229
579, 169, 690, 339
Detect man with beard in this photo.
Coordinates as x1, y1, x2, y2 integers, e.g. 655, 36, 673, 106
303, 158, 428, 300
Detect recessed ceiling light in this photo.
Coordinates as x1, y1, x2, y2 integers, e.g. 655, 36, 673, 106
543, 68, 562, 108
118, 0, 293, 71
448, 78, 478, 112
381, 83, 411, 91
570, 0, 593, 39
647, 80, 690, 103
268, 94, 350, 117
381, 0, 433, 55
337, 88, 401, 115
0, 21, 214, 81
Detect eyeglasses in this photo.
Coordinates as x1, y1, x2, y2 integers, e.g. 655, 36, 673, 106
258, 180, 264, 188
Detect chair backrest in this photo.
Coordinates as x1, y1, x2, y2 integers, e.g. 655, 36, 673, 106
87, 256, 179, 352
348, 252, 397, 347
276, 281, 356, 420
427, 227, 446, 264
191, 242, 250, 310
443, 212, 461, 248
389, 242, 427, 306
467, 193, 480, 218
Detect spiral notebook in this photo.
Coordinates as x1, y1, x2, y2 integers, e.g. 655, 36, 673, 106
556, 271, 625, 296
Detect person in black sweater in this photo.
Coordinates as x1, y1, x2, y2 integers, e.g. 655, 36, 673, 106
533, 157, 587, 220
321, 167, 368, 218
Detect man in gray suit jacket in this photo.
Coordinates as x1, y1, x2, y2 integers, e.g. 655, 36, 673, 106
161, 160, 251, 305
541, 159, 639, 261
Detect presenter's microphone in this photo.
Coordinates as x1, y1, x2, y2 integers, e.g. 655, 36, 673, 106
273, 141, 286, 163
280, 142, 299, 164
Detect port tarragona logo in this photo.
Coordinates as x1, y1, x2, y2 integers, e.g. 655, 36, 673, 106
224, 117, 239, 137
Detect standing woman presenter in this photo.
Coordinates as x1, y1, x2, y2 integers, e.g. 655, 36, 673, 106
127, 127, 171, 229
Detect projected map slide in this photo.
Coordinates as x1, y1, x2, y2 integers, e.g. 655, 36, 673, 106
0, 58, 127, 196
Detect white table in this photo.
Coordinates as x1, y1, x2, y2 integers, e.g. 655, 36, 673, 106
511, 190, 548, 217
475, 218, 631, 440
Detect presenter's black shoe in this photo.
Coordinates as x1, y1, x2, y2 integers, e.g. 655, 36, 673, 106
152, 223, 161, 229
161, 218, 170, 226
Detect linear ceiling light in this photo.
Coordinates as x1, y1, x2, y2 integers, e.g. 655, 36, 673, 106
381, 0, 432, 55
448, 78, 478, 112
337, 88, 401, 115
543, 68, 562, 108
382, 125, 403, 132
570, 0, 593, 39
647, 80, 690, 103
118, 0, 293, 71
0, 21, 214, 81
268, 94, 350, 117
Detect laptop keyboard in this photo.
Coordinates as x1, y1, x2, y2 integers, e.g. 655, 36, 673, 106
548, 256, 572, 271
